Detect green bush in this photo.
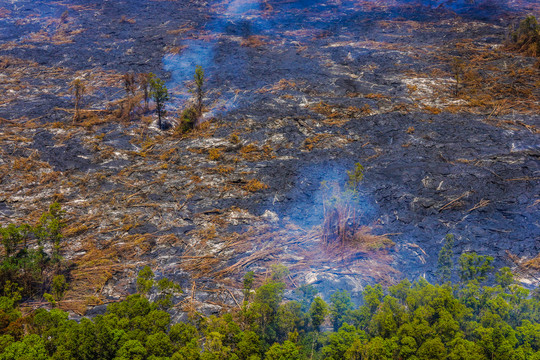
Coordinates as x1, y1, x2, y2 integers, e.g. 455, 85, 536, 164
178, 106, 198, 133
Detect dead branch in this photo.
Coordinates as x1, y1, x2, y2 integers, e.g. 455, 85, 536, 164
439, 191, 472, 212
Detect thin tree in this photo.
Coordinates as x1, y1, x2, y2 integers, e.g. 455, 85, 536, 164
149, 73, 169, 130
70, 78, 85, 123
451, 57, 465, 96
191, 65, 205, 119
123, 72, 136, 98
309, 297, 328, 360
436, 234, 455, 283
138, 73, 151, 111
122, 72, 136, 121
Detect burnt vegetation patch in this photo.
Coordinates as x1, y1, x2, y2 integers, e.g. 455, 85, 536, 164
0, 0, 538, 344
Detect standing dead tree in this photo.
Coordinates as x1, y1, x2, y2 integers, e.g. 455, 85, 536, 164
319, 163, 394, 255
138, 73, 151, 112
322, 184, 360, 249
123, 72, 136, 98
70, 78, 85, 124
451, 57, 465, 97
321, 163, 365, 249
120, 72, 137, 121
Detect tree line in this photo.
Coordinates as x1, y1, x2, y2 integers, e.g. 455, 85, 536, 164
0, 248, 539, 359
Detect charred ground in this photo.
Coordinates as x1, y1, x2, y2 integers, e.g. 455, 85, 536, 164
0, 0, 539, 314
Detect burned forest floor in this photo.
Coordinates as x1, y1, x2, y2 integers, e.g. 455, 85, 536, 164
0, 0, 539, 316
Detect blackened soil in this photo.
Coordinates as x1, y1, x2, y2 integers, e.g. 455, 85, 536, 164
0, 0, 539, 306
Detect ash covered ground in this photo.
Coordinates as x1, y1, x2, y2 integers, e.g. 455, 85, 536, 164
0, 0, 539, 314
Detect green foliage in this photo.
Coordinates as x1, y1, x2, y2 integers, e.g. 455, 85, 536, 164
321, 323, 366, 360
510, 15, 540, 57
114, 339, 146, 360
0, 224, 29, 258
202, 331, 231, 360
236, 331, 261, 360
270, 264, 289, 282
178, 106, 198, 133
43, 293, 57, 308
149, 74, 169, 130
2, 282, 21, 304
436, 234, 455, 283
0, 203, 66, 299
276, 301, 304, 343
37, 202, 65, 245
0, 334, 48, 360
254, 281, 285, 315
2, 265, 540, 360
253, 279, 286, 345
107, 293, 155, 319
309, 297, 328, 332
175, 66, 205, 134
458, 252, 494, 283
0, 295, 23, 339
146, 332, 173, 357
136, 266, 154, 296
295, 284, 317, 312
264, 340, 301, 360
136, 267, 181, 309
155, 277, 182, 310
191, 65, 205, 118
51, 275, 68, 301
362, 284, 384, 313
495, 267, 514, 289
330, 290, 354, 331
243, 271, 255, 302
346, 162, 364, 191
417, 336, 446, 359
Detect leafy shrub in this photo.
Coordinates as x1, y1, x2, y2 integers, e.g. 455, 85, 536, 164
177, 106, 197, 134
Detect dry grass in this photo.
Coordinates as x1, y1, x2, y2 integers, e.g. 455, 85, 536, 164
402, 39, 540, 117
241, 35, 267, 48
209, 165, 235, 174
208, 148, 223, 161
0, 7, 11, 18
524, 256, 540, 271
243, 179, 268, 192
167, 25, 193, 35
256, 79, 297, 94
423, 105, 442, 114
4, 5, 538, 312
239, 143, 275, 161
229, 133, 240, 144
365, 93, 389, 100
353, 226, 395, 252
304, 133, 332, 151
119, 15, 136, 24
312, 101, 373, 121
63, 244, 123, 314
311, 101, 339, 118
